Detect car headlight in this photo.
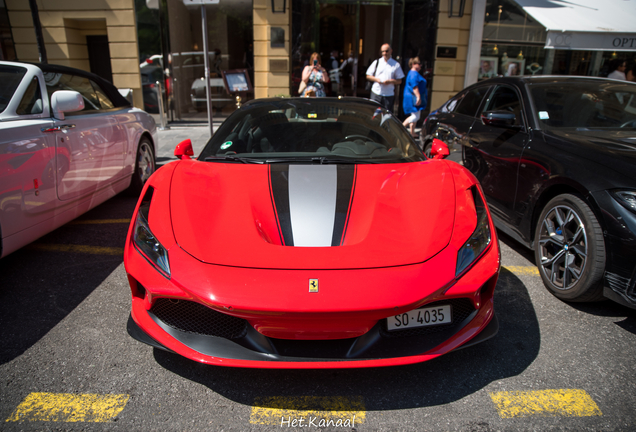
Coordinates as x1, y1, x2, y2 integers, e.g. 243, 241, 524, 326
612, 190, 636, 214
133, 187, 170, 278
456, 186, 492, 277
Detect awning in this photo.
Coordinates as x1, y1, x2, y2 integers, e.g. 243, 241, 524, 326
513, 0, 636, 51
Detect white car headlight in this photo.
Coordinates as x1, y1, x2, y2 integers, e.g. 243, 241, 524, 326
456, 186, 492, 277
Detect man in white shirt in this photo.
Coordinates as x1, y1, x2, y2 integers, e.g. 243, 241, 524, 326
366, 43, 405, 112
608, 59, 627, 81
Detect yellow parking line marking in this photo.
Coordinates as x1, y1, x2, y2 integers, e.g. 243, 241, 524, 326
250, 396, 365, 427
29, 244, 124, 256
6, 392, 129, 423
503, 265, 540, 276
489, 389, 602, 418
70, 219, 130, 225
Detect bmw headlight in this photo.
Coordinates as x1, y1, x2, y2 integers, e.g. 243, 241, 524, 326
133, 187, 170, 278
612, 190, 636, 213
456, 186, 492, 277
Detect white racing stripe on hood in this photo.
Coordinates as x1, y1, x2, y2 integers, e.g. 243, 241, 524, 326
288, 165, 337, 247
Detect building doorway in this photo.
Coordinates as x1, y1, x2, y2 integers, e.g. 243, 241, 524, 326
292, 0, 394, 98
292, 0, 437, 116
87, 35, 113, 83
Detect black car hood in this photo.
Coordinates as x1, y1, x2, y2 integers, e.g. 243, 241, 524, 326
546, 130, 636, 181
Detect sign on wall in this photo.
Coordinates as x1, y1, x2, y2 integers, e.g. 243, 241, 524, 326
436, 47, 457, 59
546, 31, 636, 51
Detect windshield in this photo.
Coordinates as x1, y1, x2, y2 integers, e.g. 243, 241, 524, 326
198, 98, 424, 163
529, 80, 636, 131
0, 65, 27, 114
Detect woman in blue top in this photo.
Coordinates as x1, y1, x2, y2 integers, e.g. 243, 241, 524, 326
402, 57, 427, 138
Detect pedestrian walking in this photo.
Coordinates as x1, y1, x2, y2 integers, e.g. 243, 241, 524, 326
365, 43, 404, 112
402, 57, 427, 139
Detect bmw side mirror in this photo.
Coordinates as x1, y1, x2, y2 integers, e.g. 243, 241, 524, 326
430, 138, 450, 159
174, 139, 194, 160
481, 110, 518, 128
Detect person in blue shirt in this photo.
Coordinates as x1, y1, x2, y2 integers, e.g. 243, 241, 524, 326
402, 57, 427, 138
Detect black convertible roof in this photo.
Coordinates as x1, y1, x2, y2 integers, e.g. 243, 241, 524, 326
27, 61, 131, 108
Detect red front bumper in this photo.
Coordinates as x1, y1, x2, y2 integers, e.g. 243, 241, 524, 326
124, 231, 500, 369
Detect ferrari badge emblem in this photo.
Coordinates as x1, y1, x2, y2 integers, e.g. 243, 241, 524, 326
309, 279, 319, 293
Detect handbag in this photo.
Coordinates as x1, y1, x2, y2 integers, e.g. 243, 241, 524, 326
298, 80, 307, 95
365, 58, 380, 91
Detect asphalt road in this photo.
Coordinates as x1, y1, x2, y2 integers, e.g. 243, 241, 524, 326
1, 188, 635, 431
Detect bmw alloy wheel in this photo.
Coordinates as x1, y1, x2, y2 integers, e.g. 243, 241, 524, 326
534, 194, 605, 302
537, 204, 587, 290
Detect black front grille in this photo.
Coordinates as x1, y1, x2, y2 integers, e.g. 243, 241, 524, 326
379, 298, 475, 338
151, 299, 248, 339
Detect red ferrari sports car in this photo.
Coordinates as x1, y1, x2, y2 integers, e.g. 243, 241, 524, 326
124, 98, 500, 368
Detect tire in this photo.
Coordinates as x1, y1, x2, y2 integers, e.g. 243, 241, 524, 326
422, 136, 433, 157
128, 137, 155, 196
534, 193, 606, 302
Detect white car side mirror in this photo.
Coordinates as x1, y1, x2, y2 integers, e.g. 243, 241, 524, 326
51, 90, 84, 120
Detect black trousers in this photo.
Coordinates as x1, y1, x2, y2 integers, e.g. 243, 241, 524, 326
370, 91, 395, 112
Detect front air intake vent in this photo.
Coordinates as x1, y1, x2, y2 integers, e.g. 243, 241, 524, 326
151, 299, 248, 339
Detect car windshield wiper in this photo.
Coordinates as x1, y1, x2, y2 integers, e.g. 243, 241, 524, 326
203, 155, 265, 164
313, 157, 379, 164
204, 155, 383, 164
265, 156, 377, 164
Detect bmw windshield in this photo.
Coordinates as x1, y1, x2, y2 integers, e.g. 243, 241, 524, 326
529, 80, 636, 131
198, 98, 424, 163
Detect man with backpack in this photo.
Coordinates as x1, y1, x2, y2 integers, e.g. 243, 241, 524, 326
366, 43, 405, 112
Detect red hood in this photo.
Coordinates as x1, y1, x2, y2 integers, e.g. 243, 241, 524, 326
169, 160, 456, 269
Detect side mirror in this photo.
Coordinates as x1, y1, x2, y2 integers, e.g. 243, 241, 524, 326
430, 138, 450, 159
174, 139, 194, 160
481, 110, 518, 128
51, 90, 84, 120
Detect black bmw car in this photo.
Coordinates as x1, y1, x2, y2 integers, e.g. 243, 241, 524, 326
422, 76, 636, 309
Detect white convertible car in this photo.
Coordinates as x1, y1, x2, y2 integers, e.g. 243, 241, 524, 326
0, 61, 157, 258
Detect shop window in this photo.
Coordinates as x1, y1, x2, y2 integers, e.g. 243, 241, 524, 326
481, 0, 547, 79
480, 44, 546, 78
165, 0, 254, 121
483, 0, 545, 44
